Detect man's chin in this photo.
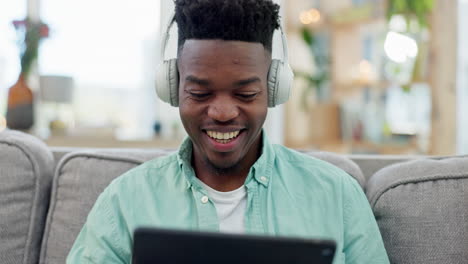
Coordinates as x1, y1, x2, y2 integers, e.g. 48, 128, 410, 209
205, 156, 240, 172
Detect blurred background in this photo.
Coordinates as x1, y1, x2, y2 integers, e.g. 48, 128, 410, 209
0, 0, 466, 155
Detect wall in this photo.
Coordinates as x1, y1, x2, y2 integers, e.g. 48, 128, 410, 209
428, 0, 458, 155
457, 0, 468, 154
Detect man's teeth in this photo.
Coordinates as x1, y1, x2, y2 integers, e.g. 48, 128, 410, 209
206, 130, 240, 140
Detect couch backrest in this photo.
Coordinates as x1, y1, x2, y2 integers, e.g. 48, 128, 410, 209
38, 149, 171, 264
349, 154, 415, 180
0, 130, 54, 264
39, 149, 363, 264
366, 157, 468, 264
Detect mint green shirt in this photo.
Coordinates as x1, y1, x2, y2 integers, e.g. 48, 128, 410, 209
67, 135, 389, 264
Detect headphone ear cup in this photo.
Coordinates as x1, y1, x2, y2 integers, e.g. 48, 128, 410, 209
167, 59, 179, 107
267, 59, 293, 107
155, 59, 179, 107
267, 59, 280, 107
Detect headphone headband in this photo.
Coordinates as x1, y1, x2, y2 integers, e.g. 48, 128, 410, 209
160, 14, 176, 60
160, 13, 289, 63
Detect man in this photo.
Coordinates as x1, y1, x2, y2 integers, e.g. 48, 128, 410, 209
67, 0, 389, 263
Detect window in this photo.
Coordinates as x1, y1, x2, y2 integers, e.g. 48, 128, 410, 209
39, 0, 161, 139
0, 0, 27, 114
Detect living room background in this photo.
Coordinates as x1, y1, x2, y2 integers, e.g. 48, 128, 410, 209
0, 0, 467, 155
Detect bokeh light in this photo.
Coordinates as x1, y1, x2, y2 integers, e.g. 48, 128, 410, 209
0, 114, 6, 132
300, 8, 321, 25
384, 31, 418, 63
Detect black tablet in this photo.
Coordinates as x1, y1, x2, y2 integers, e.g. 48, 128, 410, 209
132, 227, 336, 264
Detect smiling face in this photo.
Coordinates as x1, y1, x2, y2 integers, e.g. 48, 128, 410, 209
178, 39, 270, 173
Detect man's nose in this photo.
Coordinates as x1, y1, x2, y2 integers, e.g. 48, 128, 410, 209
207, 97, 239, 122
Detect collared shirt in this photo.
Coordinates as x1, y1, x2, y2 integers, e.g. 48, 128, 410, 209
197, 179, 247, 234
67, 134, 389, 264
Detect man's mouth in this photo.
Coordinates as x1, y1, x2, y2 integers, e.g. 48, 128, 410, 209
205, 130, 241, 144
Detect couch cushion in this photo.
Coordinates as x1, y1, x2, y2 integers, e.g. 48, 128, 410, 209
40, 149, 363, 264
0, 130, 54, 264
366, 157, 468, 264
349, 154, 415, 180
39, 149, 171, 264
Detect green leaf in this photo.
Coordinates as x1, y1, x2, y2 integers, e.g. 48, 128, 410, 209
387, 0, 434, 29
394, 0, 407, 12
301, 27, 315, 46
402, 84, 411, 93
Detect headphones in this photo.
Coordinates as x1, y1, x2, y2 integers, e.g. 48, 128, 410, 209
155, 13, 294, 108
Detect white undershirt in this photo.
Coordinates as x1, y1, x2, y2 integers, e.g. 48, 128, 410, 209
198, 180, 247, 234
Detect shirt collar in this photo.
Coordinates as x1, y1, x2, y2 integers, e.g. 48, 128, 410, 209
176, 137, 196, 189
248, 131, 274, 188
176, 130, 275, 189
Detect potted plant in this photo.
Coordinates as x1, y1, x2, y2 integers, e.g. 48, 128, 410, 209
294, 26, 341, 146
386, 0, 434, 90
6, 18, 49, 130
294, 26, 330, 110
387, 0, 434, 29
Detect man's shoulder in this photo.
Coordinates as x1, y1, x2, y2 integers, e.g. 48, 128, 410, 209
136, 151, 180, 170
272, 144, 354, 184
106, 152, 180, 192
273, 144, 342, 171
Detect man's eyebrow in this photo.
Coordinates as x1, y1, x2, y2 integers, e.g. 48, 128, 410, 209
185, 76, 210, 86
234, 77, 261, 87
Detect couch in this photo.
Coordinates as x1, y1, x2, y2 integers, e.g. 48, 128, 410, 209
1, 129, 467, 264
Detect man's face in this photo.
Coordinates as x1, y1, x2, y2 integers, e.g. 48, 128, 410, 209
178, 40, 270, 170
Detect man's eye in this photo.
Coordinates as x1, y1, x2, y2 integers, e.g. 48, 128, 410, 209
237, 93, 257, 100
189, 92, 210, 99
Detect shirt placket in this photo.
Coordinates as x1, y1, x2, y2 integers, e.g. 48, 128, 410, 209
245, 184, 265, 234
244, 167, 268, 235
182, 163, 219, 232
191, 186, 219, 231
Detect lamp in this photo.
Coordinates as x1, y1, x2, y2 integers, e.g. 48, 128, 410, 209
40, 75, 74, 103
39, 75, 74, 134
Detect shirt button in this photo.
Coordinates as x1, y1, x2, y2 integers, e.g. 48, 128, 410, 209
260, 176, 268, 182
201, 196, 209, 204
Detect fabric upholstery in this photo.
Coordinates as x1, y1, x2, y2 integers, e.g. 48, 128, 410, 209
39, 150, 171, 264
39, 148, 363, 264
350, 154, 414, 180
366, 157, 468, 264
0, 130, 54, 264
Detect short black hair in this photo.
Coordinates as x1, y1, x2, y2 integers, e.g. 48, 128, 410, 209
174, 0, 280, 52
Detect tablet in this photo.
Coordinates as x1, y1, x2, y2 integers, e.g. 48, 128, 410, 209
132, 227, 336, 264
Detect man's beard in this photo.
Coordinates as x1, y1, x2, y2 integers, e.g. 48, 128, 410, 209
203, 155, 244, 177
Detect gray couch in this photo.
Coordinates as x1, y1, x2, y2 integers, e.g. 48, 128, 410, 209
1, 129, 467, 264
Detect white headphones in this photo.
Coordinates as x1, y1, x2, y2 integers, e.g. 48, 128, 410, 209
155, 13, 294, 108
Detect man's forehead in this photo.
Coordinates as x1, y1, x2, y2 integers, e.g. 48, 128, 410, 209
178, 40, 270, 71
180, 39, 269, 58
